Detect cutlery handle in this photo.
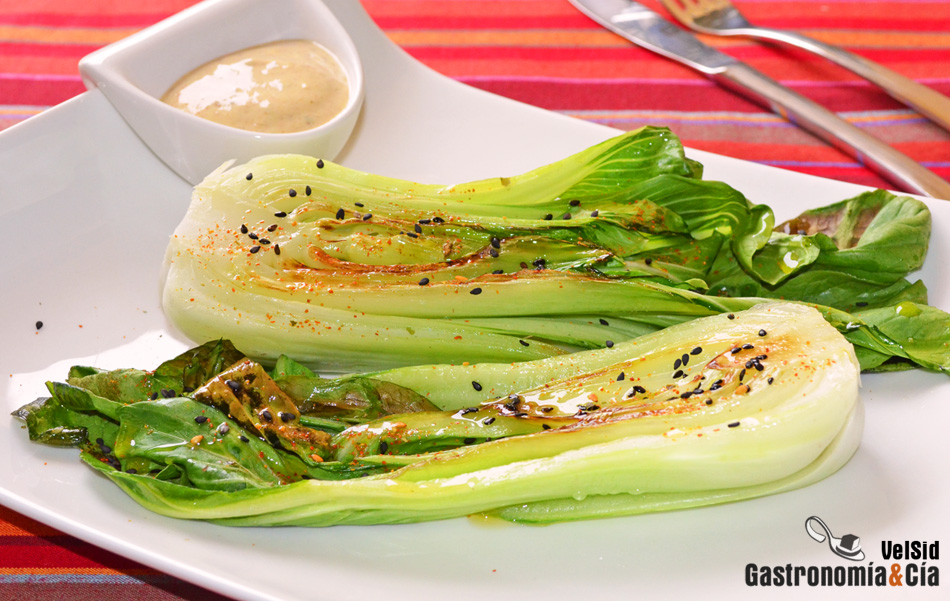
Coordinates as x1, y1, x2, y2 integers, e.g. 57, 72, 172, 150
713, 63, 950, 199
747, 28, 950, 134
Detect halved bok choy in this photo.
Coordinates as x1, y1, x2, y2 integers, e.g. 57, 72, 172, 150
15, 303, 862, 526
160, 126, 950, 375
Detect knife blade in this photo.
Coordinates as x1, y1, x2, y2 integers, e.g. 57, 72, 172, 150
569, 0, 950, 200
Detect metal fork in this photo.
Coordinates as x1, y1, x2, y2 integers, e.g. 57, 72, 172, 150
660, 0, 950, 133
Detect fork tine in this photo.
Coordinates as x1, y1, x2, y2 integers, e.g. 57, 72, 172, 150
662, 0, 730, 21
660, 0, 706, 22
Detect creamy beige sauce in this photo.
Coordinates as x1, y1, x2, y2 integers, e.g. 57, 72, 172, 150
161, 39, 349, 134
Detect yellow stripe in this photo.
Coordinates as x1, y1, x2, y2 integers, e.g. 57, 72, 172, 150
0, 108, 44, 116
0, 25, 138, 45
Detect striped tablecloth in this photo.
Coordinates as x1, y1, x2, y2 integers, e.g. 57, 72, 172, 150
1, 1, 947, 599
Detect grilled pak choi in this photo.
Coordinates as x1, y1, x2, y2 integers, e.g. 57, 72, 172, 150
161, 127, 949, 374
15, 303, 861, 526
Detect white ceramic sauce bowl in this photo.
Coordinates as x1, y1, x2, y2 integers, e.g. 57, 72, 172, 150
79, 0, 364, 185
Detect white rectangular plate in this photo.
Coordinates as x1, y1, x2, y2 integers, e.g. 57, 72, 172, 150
1, 2, 947, 600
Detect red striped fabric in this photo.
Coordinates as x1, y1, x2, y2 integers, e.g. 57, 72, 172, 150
1, 1, 948, 600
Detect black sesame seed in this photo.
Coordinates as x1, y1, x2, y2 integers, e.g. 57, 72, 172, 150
682, 353, 689, 366
492, 269, 504, 275
406, 232, 419, 238
739, 368, 746, 381
605, 340, 614, 348
540, 406, 554, 413
633, 385, 647, 394
617, 372, 625, 381
491, 237, 501, 249
149, 392, 159, 400
644, 258, 653, 265
267, 224, 278, 232
520, 262, 528, 269
705, 399, 713, 405
690, 347, 702, 355
239, 435, 249, 443
470, 288, 482, 295
305, 185, 312, 196
433, 216, 445, 223
362, 213, 372, 221
673, 369, 685, 379
519, 339, 530, 346
742, 343, 755, 350
674, 358, 682, 370
710, 379, 724, 391
378, 441, 389, 454
590, 210, 599, 217
35, 320, 43, 330
161, 389, 175, 398
541, 424, 551, 430
562, 212, 572, 220
279, 411, 295, 423
259, 238, 270, 245
182, 386, 194, 393
533, 258, 546, 268
240, 224, 248, 234
355, 202, 364, 207
246, 173, 253, 180
418, 277, 430, 286
753, 361, 764, 372
260, 409, 273, 422
335, 208, 345, 219
767, 377, 774, 385
569, 199, 580, 206
248, 232, 259, 240
856, 301, 868, 307
543, 214, 553, 220
419, 219, 431, 225
483, 417, 495, 425
463, 437, 477, 445
194, 415, 208, 424
249, 245, 261, 254
599, 318, 609, 326
274, 244, 281, 255
225, 379, 241, 393
727, 313, 735, 320
758, 329, 767, 337
472, 381, 483, 391
316, 159, 325, 168
414, 224, 422, 234
745, 360, 754, 369
680, 391, 693, 399
274, 211, 287, 218
461, 407, 478, 415
728, 421, 740, 428
289, 189, 297, 197
731, 347, 741, 355
489, 248, 499, 258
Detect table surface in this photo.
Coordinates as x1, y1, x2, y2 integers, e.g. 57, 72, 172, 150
1, 1, 948, 599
